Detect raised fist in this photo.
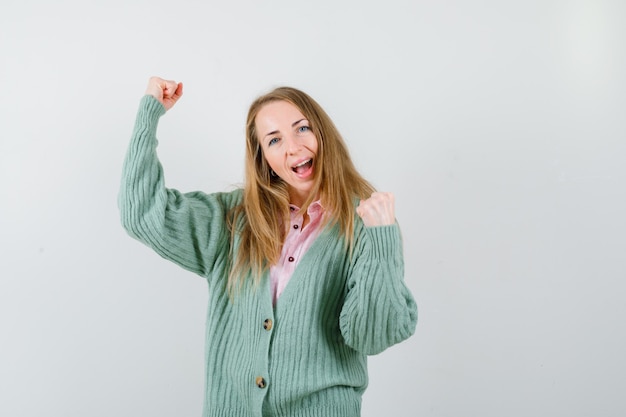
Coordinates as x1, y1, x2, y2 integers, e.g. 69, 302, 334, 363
145, 76, 183, 111
356, 192, 396, 227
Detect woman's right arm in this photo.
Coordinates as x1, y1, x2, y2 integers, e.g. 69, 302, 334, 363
118, 77, 237, 278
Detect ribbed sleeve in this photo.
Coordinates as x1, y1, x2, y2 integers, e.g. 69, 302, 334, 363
118, 95, 238, 280
339, 224, 418, 355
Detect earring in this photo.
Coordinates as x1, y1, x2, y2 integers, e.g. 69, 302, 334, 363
270, 169, 277, 177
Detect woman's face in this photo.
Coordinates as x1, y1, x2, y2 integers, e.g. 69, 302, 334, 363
256, 100, 318, 207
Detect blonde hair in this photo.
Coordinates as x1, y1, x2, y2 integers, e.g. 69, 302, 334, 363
227, 87, 375, 294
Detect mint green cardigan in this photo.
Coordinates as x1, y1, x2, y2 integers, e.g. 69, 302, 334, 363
119, 95, 418, 417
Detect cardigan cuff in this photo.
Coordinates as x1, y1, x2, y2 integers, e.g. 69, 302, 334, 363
137, 94, 167, 125
364, 224, 402, 260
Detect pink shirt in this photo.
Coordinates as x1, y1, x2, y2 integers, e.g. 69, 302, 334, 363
270, 201, 325, 305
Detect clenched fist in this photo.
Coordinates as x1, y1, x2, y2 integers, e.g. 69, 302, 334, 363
145, 76, 183, 111
356, 192, 396, 227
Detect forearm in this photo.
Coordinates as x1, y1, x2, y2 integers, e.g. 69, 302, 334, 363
119, 95, 168, 243
340, 224, 418, 355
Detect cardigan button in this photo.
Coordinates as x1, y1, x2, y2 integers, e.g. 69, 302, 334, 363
288, 256, 295, 262
263, 319, 273, 331
256, 376, 267, 389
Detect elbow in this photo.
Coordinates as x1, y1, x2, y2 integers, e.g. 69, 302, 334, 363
340, 305, 418, 356
118, 194, 144, 240
119, 208, 141, 239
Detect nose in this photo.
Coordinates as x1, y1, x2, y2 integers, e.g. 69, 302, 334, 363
285, 134, 302, 155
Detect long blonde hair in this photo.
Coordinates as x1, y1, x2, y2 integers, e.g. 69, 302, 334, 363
227, 87, 375, 294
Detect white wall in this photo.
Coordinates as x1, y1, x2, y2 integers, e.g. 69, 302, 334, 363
2, 0, 625, 416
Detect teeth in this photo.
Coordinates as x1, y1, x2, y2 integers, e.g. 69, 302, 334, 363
294, 159, 311, 168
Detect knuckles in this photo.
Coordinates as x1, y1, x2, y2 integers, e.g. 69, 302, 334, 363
363, 192, 395, 207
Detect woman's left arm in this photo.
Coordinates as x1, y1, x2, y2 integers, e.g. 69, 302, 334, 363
339, 193, 418, 355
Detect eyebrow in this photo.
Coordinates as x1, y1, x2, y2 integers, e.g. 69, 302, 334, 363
264, 119, 308, 139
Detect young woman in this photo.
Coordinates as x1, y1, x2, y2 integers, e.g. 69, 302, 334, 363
119, 76, 417, 417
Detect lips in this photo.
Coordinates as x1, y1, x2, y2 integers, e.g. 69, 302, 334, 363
292, 158, 313, 174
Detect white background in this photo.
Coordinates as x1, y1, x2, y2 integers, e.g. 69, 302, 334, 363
1, 1, 625, 416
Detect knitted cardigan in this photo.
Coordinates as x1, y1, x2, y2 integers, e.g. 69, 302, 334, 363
119, 95, 418, 417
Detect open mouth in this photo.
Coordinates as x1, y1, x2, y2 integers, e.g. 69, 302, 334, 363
292, 159, 313, 174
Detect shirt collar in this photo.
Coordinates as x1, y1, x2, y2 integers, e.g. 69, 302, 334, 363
289, 200, 325, 219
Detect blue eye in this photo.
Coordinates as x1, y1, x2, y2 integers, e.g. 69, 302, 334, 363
298, 126, 310, 133
268, 137, 279, 146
